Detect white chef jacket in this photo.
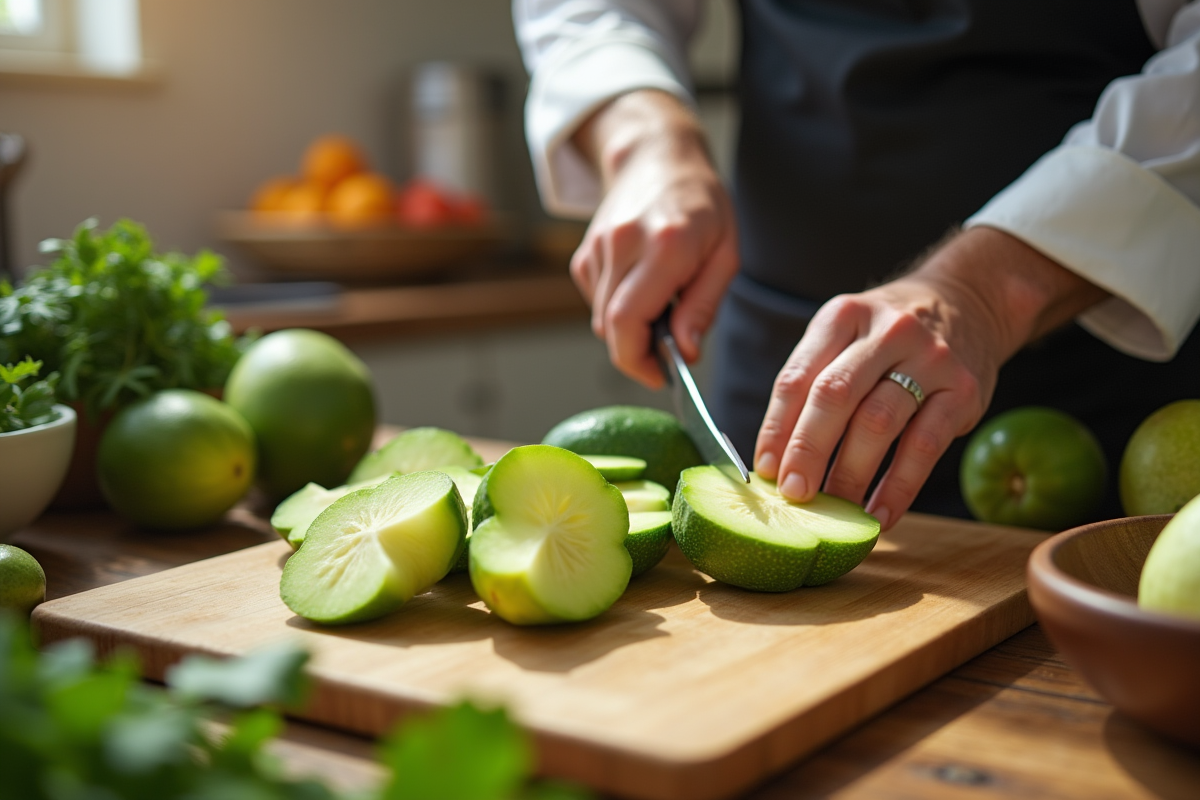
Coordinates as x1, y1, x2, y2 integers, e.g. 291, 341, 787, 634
514, 0, 1200, 363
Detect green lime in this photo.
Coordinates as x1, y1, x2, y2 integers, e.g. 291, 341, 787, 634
0, 544, 47, 617
225, 329, 377, 499
542, 406, 702, 497
469, 445, 630, 625
97, 390, 256, 529
1120, 400, 1200, 516
960, 407, 1107, 531
673, 467, 880, 591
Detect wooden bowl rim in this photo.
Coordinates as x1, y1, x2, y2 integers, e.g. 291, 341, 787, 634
1028, 515, 1200, 635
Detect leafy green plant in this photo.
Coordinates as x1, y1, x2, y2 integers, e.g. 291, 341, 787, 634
0, 357, 59, 433
0, 218, 248, 418
0, 614, 590, 800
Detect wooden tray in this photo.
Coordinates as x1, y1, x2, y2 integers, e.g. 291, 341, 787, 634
33, 513, 1045, 800
215, 210, 507, 282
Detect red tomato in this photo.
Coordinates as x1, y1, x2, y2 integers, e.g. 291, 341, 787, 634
395, 179, 456, 227
451, 193, 488, 226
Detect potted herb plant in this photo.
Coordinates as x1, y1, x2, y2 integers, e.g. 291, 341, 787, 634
0, 219, 249, 507
0, 359, 75, 538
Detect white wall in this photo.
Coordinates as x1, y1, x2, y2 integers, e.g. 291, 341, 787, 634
2, 0, 734, 441
1, 0, 541, 276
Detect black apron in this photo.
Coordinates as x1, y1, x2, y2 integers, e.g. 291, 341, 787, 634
709, 0, 1196, 521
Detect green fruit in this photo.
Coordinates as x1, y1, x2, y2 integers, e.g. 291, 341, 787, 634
614, 480, 673, 576
271, 473, 394, 549
280, 472, 467, 625
97, 390, 256, 529
1139, 493, 1200, 620
1120, 400, 1200, 516
960, 406, 1107, 531
627, 511, 673, 578
349, 427, 483, 484
469, 445, 631, 625
0, 544, 46, 617
542, 406, 703, 497
440, 465, 484, 573
614, 480, 671, 513
580, 455, 646, 482
673, 467, 880, 591
225, 329, 376, 499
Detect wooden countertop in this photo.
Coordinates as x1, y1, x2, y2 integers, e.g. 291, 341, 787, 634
13, 433, 1200, 799
219, 272, 588, 343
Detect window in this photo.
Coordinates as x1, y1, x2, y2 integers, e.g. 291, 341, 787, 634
0, 0, 147, 80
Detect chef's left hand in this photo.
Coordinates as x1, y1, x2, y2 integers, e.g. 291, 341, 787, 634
752, 226, 1109, 531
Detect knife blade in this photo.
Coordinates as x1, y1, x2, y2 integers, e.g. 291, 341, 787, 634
652, 308, 751, 483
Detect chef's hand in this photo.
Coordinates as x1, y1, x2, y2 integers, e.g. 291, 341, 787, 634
753, 226, 1110, 531
570, 90, 739, 388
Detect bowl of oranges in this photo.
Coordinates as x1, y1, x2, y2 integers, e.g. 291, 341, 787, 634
218, 135, 505, 281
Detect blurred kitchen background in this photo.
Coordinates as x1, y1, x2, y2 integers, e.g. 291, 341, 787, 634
0, 0, 739, 443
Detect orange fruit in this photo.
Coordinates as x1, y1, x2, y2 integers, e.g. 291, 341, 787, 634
303, 135, 367, 189
328, 172, 395, 228
250, 176, 300, 212
277, 181, 329, 223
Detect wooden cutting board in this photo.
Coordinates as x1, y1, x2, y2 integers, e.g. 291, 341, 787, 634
34, 512, 1045, 800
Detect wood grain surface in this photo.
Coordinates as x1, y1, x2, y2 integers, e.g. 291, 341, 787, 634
33, 511, 1046, 800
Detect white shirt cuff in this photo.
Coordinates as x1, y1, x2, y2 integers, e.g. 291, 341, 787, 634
525, 39, 694, 218
966, 144, 1200, 362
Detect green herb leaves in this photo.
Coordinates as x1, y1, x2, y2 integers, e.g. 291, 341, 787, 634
0, 357, 59, 433
0, 218, 247, 418
0, 616, 593, 800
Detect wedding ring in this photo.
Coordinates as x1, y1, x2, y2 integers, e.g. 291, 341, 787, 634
886, 371, 925, 409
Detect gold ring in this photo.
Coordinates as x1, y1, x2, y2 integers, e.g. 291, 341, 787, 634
886, 371, 925, 408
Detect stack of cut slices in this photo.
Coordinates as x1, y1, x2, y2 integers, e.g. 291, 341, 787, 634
273, 410, 881, 628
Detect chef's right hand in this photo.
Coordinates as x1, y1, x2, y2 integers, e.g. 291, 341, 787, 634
569, 90, 739, 388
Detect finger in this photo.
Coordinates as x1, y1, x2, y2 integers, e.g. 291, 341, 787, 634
671, 226, 738, 363
865, 392, 960, 531
604, 231, 699, 388
591, 222, 643, 340
569, 243, 600, 305
753, 300, 864, 481
823, 376, 921, 505
775, 336, 914, 503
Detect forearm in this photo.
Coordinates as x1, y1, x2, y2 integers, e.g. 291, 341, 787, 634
910, 226, 1111, 365
571, 89, 714, 189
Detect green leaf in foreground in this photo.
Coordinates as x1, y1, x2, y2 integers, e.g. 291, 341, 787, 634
0, 614, 592, 799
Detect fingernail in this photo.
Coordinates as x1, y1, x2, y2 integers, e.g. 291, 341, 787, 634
780, 472, 807, 501
688, 328, 701, 352
755, 451, 777, 478
873, 506, 891, 530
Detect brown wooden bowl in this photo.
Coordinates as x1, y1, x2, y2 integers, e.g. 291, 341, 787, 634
1027, 515, 1200, 748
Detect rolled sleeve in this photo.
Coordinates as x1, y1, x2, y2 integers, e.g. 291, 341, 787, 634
967, 145, 1200, 362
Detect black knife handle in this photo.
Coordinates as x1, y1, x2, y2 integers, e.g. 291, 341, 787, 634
651, 305, 675, 387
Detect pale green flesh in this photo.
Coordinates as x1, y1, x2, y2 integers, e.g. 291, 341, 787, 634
280, 472, 467, 624
271, 474, 394, 548
469, 445, 631, 623
440, 465, 484, 574
615, 480, 671, 513
349, 427, 483, 483
674, 467, 879, 591
581, 454, 647, 481
686, 471, 873, 548
630, 510, 673, 536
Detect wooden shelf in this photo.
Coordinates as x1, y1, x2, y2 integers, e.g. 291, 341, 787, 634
220, 272, 588, 343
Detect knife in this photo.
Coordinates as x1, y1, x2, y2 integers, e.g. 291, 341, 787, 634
652, 307, 751, 483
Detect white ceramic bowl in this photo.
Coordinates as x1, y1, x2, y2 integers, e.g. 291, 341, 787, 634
0, 404, 77, 539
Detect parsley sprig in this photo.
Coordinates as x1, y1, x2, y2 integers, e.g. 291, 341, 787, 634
0, 615, 591, 799
0, 357, 60, 433
0, 218, 248, 418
